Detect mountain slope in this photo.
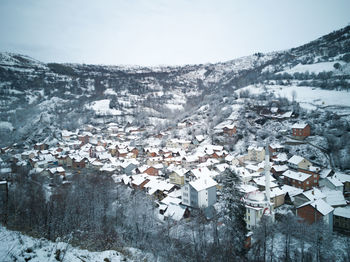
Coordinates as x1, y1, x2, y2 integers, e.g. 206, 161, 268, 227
0, 26, 349, 148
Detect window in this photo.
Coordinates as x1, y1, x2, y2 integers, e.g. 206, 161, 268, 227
314, 175, 317, 178
314, 180, 317, 184
306, 181, 309, 185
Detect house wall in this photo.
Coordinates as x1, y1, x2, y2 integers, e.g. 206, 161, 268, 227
273, 194, 285, 207
190, 185, 199, 208
334, 215, 350, 234
297, 205, 323, 224
319, 178, 336, 190
66, 158, 73, 167
182, 184, 191, 206
292, 125, 310, 139
324, 212, 333, 231
170, 173, 184, 186
297, 159, 312, 170
248, 149, 265, 162
73, 161, 85, 169
223, 127, 237, 136
245, 207, 259, 229
207, 186, 217, 207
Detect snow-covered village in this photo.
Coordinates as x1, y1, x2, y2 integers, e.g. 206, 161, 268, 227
1, 1, 350, 261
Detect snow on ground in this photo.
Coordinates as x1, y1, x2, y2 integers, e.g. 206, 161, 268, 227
165, 103, 184, 111
239, 85, 350, 110
104, 88, 118, 96
86, 99, 122, 116
37, 97, 68, 111
0, 121, 14, 131
278, 61, 346, 75
0, 226, 132, 262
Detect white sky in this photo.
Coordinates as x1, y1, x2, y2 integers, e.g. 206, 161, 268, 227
0, 0, 349, 66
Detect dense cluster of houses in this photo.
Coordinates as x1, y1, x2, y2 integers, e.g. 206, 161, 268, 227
3, 120, 350, 235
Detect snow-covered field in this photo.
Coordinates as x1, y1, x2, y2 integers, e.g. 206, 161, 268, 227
86, 99, 122, 116
278, 61, 347, 75
239, 85, 350, 110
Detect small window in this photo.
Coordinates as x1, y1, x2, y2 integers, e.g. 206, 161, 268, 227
306, 181, 309, 185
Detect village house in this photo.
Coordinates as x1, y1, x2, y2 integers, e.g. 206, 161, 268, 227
268, 143, 285, 157
169, 167, 187, 186
131, 174, 150, 190
334, 172, 350, 195
193, 135, 205, 145
296, 199, 334, 231
181, 176, 217, 208
268, 187, 285, 208
34, 142, 49, 151
287, 155, 311, 171
282, 170, 318, 190
291, 123, 311, 140
319, 176, 344, 192
78, 133, 91, 145
70, 156, 86, 169
271, 164, 288, 177
247, 146, 265, 162
292, 188, 326, 207
333, 206, 350, 234
222, 124, 237, 136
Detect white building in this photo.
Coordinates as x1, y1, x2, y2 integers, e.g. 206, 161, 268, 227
244, 191, 274, 230
248, 146, 265, 162
181, 176, 217, 208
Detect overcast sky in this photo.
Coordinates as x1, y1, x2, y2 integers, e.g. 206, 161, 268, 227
0, 0, 349, 66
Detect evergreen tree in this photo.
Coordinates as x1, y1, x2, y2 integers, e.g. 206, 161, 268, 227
220, 168, 247, 261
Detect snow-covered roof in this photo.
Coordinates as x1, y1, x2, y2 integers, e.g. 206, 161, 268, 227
291, 123, 309, 129
303, 188, 325, 201
164, 203, 186, 221
282, 170, 311, 182
246, 164, 262, 172
334, 172, 350, 183
239, 184, 259, 194
248, 146, 264, 152
195, 135, 205, 142
266, 187, 285, 198
189, 176, 217, 192
288, 155, 306, 165
326, 176, 343, 187
298, 199, 334, 216
334, 206, 350, 218
322, 189, 346, 207
161, 196, 182, 206
272, 165, 288, 172
270, 143, 284, 150
253, 176, 278, 188
320, 168, 333, 179
131, 174, 150, 186
281, 185, 304, 197
273, 153, 288, 162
